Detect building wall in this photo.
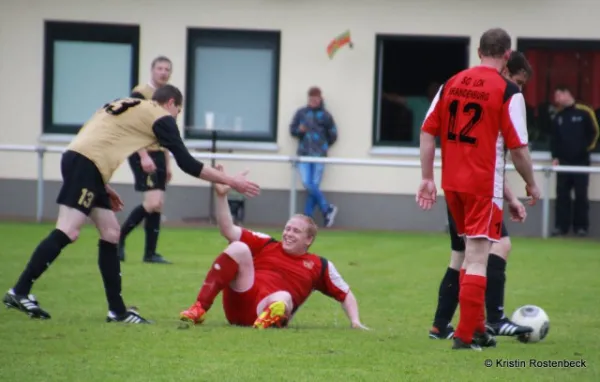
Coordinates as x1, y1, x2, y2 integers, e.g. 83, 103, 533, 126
1, 0, 600, 235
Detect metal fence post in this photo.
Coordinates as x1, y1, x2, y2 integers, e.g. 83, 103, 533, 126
36, 146, 46, 223
541, 168, 552, 239
289, 157, 298, 218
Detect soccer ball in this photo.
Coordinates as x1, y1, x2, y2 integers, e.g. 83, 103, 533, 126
510, 305, 550, 343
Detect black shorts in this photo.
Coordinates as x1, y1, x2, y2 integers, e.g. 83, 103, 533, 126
56, 150, 111, 216
447, 206, 508, 251
128, 150, 167, 192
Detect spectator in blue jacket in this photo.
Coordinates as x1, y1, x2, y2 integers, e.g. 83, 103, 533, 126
290, 87, 338, 227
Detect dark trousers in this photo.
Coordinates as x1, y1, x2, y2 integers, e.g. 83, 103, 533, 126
555, 170, 590, 233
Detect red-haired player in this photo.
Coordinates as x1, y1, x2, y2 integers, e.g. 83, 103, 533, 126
180, 166, 368, 330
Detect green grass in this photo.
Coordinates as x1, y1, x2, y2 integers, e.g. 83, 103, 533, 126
0, 222, 598, 382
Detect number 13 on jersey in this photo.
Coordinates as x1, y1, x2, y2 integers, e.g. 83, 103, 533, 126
447, 100, 483, 145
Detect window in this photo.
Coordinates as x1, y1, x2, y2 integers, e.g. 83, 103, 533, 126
43, 21, 139, 135
372, 35, 469, 147
185, 28, 281, 142
518, 38, 600, 153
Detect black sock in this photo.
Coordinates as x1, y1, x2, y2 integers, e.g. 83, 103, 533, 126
120, 205, 148, 244
433, 267, 460, 329
13, 229, 71, 295
486, 254, 507, 323
98, 240, 127, 315
144, 212, 161, 258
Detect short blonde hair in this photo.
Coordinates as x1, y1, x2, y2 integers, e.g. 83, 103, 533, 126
291, 214, 318, 241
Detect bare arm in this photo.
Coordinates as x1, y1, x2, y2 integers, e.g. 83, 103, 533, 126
503, 175, 517, 203
510, 147, 536, 187
420, 131, 436, 179
152, 116, 240, 186
341, 291, 360, 324
215, 192, 242, 242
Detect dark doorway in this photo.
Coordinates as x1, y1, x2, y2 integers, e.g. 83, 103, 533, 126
518, 38, 600, 152
373, 35, 470, 146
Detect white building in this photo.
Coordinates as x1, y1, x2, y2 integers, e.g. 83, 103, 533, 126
1, 0, 599, 235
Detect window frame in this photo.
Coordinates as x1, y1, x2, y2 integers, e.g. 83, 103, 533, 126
184, 27, 281, 143
42, 21, 140, 135
517, 38, 600, 155
372, 34, 471, 148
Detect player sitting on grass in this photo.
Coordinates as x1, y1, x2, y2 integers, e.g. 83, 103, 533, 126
180, 165, 369, 330
429, 51, 535, 341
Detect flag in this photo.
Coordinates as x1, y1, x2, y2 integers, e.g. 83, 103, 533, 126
327, 30, 353, 59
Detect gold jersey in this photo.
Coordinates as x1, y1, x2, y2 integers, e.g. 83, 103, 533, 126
67, 99, 171, 183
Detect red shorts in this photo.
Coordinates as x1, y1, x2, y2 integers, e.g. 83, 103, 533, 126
445, 191, 504, 242
221, 275, 280, 326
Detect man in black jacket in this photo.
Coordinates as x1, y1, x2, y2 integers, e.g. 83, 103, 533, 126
551, 86, 599, 237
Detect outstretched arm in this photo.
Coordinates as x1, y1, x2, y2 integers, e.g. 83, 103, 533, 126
213, 165, 243, 242
317, 260, 369, 330
341, 291, 368, 329
152, 116, 259, 197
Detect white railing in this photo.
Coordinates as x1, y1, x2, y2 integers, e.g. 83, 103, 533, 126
1, 143, 599, 239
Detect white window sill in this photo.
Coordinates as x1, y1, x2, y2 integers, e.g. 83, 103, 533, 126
39, 134, 279, 152
369, 146, 600, 163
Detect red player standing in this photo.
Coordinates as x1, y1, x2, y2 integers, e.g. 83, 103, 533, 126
417, 28, 541, 350
180, 166, 368, 330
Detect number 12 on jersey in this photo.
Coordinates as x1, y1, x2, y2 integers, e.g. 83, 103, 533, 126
447, 100, 483, 145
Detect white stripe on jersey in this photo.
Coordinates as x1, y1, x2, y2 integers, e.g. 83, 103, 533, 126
422, 85, 443, 125
508, 93, 529, 145
327, 261, 350, 293
494, 133, 505, 198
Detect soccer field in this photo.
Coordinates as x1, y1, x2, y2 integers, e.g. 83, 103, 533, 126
0, 222, 598, 382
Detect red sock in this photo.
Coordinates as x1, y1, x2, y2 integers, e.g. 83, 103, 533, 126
196, 253, 239, 311
455, 274, 486, 344
458, 268, 485, 332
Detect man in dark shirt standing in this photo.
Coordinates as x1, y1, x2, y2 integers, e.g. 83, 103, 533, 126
551, 86, 599, 237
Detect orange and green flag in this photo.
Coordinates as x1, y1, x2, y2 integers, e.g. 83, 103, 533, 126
327, 30, 353, 59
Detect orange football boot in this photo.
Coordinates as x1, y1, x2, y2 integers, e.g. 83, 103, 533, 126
253, 301, 288, 329
180, 302, 206, 325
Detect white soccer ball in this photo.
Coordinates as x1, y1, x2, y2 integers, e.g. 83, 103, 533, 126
510, 305, 550, 343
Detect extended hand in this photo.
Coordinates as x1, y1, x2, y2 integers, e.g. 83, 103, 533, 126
231, 170, 260, 198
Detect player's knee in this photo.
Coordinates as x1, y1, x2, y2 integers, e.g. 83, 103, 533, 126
494, 237, 511, 260
143, 195, 163, 212
224, 241, 252, 263
58, 227, 80, 242
99, 225, 120, 244
449, 250, 465, 270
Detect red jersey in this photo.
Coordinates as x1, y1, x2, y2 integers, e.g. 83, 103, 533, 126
239, 229, 350, 311
421, 66, 529, 198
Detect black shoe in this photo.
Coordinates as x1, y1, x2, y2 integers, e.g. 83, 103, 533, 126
486, 318, 533, 337
118, 243, 125, 262
106, 308, 151, 324
3, 289, 51, 319
429, 323, 455, 339
474, 331, 497, 348
143, 253, 172, 264
551, 228, 567, 237
452, 337, 482, 351
576, 229, 588, 237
